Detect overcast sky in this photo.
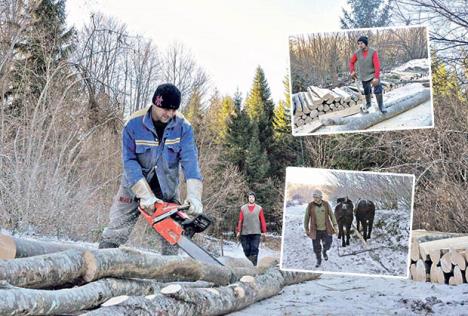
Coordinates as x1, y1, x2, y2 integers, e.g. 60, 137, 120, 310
66, 0, 346, 103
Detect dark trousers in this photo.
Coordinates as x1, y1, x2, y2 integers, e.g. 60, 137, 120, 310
312, 230, 332, 257
362, 79, 383, 95
240, 234, 261, 264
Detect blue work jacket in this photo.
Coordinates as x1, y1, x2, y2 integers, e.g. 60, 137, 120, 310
121, 106, 202, 202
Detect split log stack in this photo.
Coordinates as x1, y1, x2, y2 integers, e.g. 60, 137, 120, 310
293, 59, 430, 131
292, 85, 364, 129
0, 234, 320, 315
409, 230, 468, 285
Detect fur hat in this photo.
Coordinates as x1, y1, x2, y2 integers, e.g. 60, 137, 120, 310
357, 36, 368, 46
312, 190, 323, 198
152, 83, 181, 110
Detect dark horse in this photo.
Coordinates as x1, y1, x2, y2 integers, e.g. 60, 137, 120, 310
334, 197, 354, 247
354, 199, 376, 241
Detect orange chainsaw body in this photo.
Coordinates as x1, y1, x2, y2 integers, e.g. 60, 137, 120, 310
139, 202, 187, 245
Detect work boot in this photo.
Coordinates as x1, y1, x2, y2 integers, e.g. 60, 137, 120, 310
247, 255, 257, 266
98, 240, 119, 249
323, 250, 328, 261
315, 253, 322, 268
361, 94, 372, 113
375, 94, 387, 114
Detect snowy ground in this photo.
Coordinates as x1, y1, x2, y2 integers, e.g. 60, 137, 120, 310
281, 204, 410, 277
369, 100, 432, 130
230, 274, 468, 316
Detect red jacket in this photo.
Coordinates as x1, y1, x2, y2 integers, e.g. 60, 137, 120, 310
350, 49, 381, 79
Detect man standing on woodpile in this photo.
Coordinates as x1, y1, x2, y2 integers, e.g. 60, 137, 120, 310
236, 192, 267, 266
304, 190, 338, 268
349, 35, 387, 114
98, 83, 203, 255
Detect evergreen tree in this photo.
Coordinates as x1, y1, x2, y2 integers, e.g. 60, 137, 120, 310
233, 88, 243, 111
340, 0, 392, 29
244, 66, 275, 154
183, 88, 204, 135
222, 108, 251, 172
9, 0, 75, 115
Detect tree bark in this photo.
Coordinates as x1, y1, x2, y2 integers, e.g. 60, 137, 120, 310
82, 248, 258, 285
321, 88, 430, 131
0, 249, 86, 288
449, 266, 464, 285
0, 278, 160, 316
83, 268, 321, 316
0, 234, 93, 259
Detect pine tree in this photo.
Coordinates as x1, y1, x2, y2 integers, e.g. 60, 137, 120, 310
183, 88, 204, 135
340, 0, 392, 29
244, 66, 275, 153
9, 0, 75, 116
223, 108, 251, 172
233, 88, 242, 111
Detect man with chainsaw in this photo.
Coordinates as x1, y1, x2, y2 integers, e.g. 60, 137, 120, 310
236, 192, 267, 266
98, 83, 203, 255
349, 35, 387, 114
304, 190, 338, 268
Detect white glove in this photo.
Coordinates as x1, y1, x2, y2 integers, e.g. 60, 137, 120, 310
131, 178, 162, 215
184, 179, 203, 216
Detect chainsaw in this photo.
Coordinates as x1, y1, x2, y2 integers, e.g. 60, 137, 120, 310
139, 202, 223, 266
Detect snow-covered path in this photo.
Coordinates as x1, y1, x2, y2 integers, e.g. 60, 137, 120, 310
230, 273, 468, 315
281, 204, 410, 277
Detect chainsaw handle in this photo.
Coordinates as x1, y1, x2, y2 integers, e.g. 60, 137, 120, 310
177, 204, 191, 211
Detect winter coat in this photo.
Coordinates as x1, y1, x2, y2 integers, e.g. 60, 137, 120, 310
121, 106, 202, 202
304, 200, 336, 240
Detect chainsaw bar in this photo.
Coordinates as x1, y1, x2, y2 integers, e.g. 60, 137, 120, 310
177, 235, 223, 266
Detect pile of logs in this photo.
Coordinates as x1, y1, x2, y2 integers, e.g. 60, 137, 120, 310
0, 234, 320, 315
292, 85, 364, 129
409, 230, 468, 285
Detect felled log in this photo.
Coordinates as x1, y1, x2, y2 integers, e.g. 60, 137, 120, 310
0, 234, 91, 259
308, 86, 334, 102
321, 88, 430, 131
0, 248, 259, 289
0, 249, 86, 288
84, 268, 321, 316
418, 236, 468, 261
429, 264, 445, 284
412, 229, 464, 243
83, 248, 257, 285
0, 278, 161, 316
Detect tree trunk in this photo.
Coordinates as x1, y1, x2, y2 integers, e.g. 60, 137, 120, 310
0, 278, 160, 316
321, 88, 430, 131
84, 268, 321, 316
448, 266, 464, 285
82, 248, 258, 285
0, 249, 86, 288
0, 234, 92, 259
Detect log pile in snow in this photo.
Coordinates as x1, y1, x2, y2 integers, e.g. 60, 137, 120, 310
292, 85, 363, 130
409, 230, 468, 285
0, 234, 320, 315
293, 58, 431, 133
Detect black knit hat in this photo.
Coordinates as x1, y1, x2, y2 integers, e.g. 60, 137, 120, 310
248, 191, 256, 198
357, 36, 368, 46
152, 83, 181, 110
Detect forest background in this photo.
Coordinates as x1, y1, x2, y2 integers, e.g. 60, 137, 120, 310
0, 0, 466, 245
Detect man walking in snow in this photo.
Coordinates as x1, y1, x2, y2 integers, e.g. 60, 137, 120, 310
236, 192, 267, 266
304, 190, 338, 268
98, 83, 203, 255
350, 35, 387, 114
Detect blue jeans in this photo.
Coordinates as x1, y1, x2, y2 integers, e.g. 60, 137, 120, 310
362, 79, 383, 94
240, 234, 261, 258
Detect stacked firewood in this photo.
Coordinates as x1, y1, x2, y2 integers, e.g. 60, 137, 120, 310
292, 85, 364, 128
0, 234, 320, 315
409, 230, 468, 285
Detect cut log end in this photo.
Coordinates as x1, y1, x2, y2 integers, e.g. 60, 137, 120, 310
240, 275, 256, 284
83, 250, 98, 282
102, 295, 129, 307
0, 234, 16, 259
233, 286, 246, 298
161, 284, 183, 295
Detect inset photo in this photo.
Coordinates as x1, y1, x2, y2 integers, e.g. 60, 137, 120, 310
289, 25, 433, 135
280, 167, 415, 278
